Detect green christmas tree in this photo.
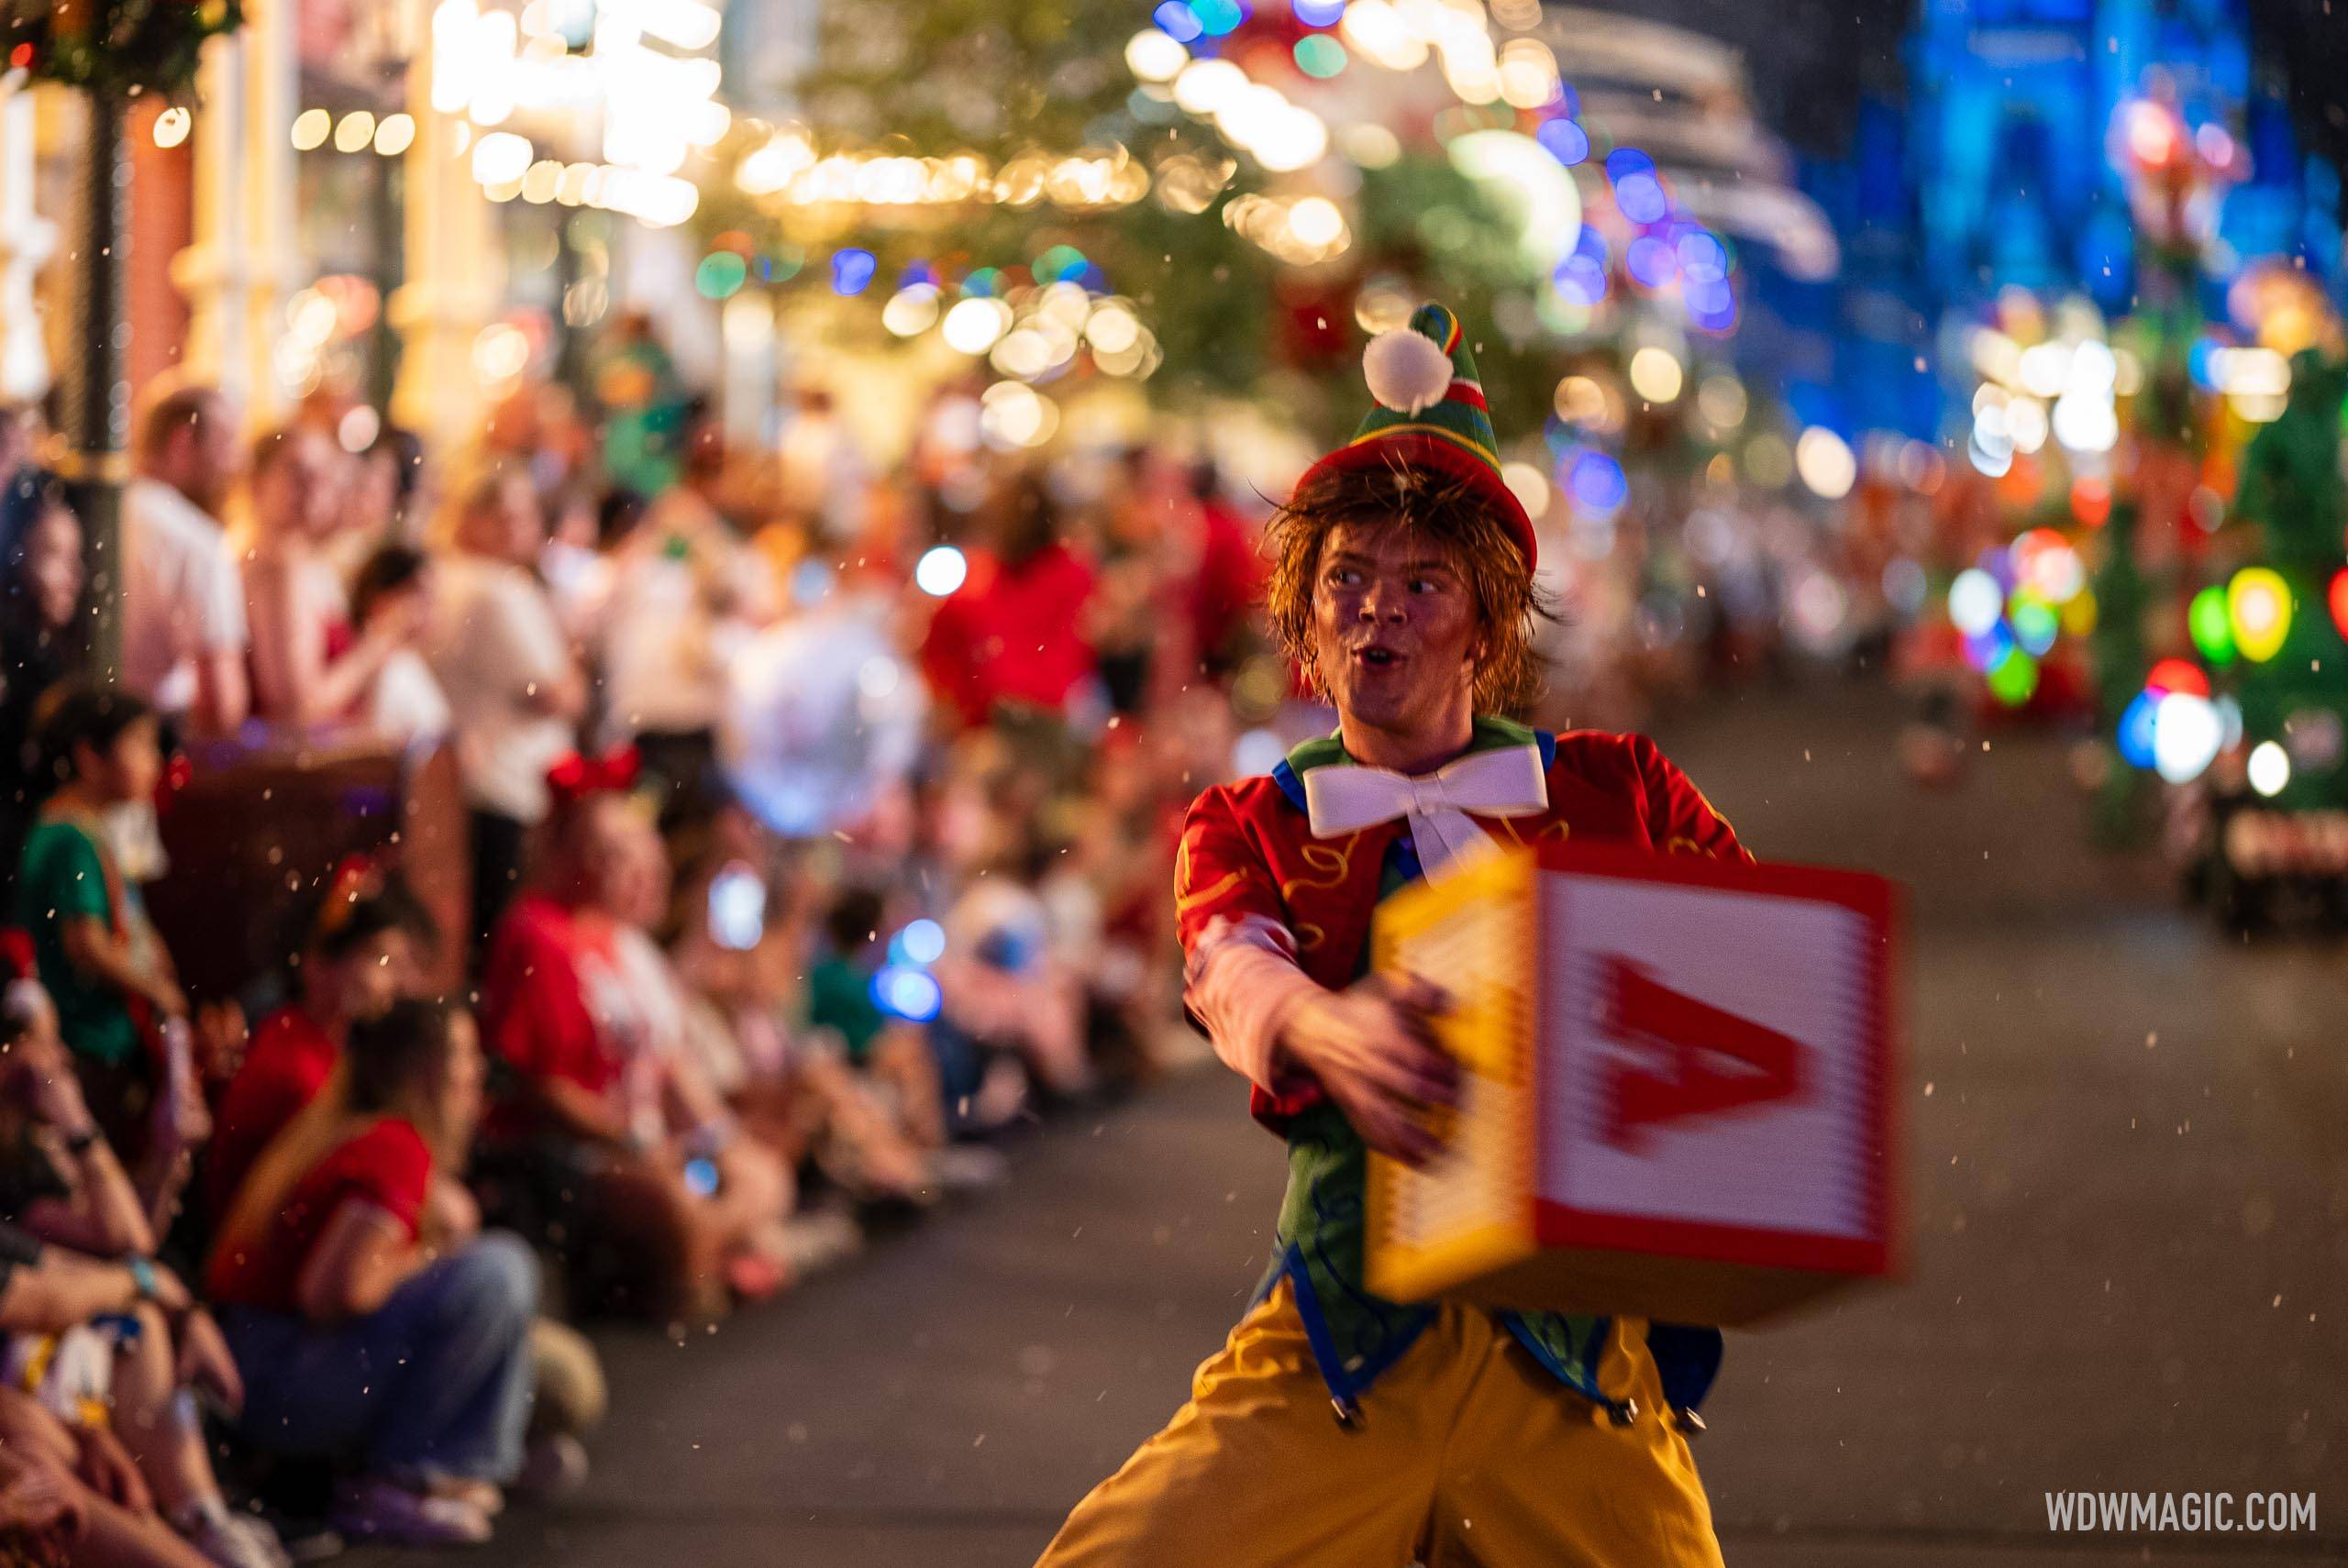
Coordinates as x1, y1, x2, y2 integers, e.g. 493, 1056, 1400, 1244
2226, 348, 2348, 811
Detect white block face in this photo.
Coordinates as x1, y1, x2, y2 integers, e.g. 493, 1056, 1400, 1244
1542, 874, 1876, 1242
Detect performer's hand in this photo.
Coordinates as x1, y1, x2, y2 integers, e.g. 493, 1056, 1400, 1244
1281, 975, 1458, 1166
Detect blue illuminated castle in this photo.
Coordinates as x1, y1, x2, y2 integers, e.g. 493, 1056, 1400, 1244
1906, 0, 2335, 311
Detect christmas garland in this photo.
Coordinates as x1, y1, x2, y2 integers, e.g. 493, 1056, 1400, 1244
4, 0, 242, 95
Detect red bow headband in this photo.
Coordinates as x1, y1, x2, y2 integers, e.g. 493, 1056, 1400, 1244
546, 745, 642, 807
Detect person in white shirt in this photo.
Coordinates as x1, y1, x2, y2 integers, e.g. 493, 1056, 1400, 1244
243, 426, 428, 731
427, 469, 585, 956
121, 387, 249, 737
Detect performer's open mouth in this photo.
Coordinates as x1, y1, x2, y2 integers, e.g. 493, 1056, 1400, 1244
1352, 645, 1403, 669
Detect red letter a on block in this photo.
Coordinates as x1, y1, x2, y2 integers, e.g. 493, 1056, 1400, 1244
1596, 956, 1808, 1154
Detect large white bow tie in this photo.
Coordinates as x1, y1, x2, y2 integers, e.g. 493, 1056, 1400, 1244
1302, 745, 1548, 875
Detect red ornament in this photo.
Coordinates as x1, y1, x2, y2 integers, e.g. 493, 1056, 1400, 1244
2145, 657, 2209, 699
2329, 567, 2348, 641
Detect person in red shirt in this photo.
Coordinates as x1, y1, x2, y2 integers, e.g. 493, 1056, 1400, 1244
917, 470, 1098, 729
207, 999, 532, 1549
205, 860, 432, 1225
476, 758, 791, 1320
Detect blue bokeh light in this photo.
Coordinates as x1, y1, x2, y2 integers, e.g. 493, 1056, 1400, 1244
2117, 691, 2159, 769
1535, 118, 1589, 167
1152, 0, 1203, 41
831, 248, 878, 295
1567, 449, 1628, 516
871, 965, 944, 1023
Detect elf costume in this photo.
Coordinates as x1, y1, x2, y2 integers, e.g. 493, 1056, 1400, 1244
1036, 305, 1748, 1568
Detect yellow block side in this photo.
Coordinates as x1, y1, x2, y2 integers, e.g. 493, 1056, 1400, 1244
1366, 845, 1539, 1302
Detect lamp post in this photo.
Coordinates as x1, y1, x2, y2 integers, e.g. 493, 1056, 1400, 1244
3, 0, 247, 678
61, 83, 128, 678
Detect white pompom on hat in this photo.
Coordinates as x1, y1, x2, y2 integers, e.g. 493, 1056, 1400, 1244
1295, 301, 1537, 570
1361, 325, 1457, 414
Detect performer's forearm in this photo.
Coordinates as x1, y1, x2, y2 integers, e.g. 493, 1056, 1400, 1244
1185, 942, 1324, 1091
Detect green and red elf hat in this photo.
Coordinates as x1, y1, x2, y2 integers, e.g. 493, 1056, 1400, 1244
1292, 301, 1536, 570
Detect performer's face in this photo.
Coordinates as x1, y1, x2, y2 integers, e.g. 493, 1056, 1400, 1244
1310, 519, 1482, 750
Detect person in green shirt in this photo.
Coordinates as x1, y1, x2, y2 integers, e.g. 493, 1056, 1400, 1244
11, 684, 205, 1208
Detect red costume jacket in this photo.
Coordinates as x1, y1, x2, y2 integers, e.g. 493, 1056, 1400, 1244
1175, 722, 1751, 1132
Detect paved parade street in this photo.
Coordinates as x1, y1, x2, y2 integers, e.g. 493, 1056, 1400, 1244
416, 684, 2346, 1568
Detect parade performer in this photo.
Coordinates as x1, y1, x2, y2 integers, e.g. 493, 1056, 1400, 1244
1037, 304, 1749, 1567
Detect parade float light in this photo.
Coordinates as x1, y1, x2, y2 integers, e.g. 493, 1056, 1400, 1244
1535, 117, 1589, 167
2004, 397, 2048, 454
1695, 374, 1745, 429
914, 546, 969, 598
1627, 347, 1682, 404
830, 248, 878, 295
2153, 692, 2224, 784
693, 250, 748, 299
1947, 568, 2003, 638
2010, 597, 2059, 658
1153, 0, 1205, 41
1987, 647, 2039, 706
2226, 568, 2291, 663
1962, 623, 2015, 673
1126, 28, 1190, 82
882, 284, 944, 337
2248, 741, 2291, 799
1794, 427, 1856, 501
1191, 0, 1243, 36
2189, 586, 2237, 664
941, 296, 1013, 355
2144, 658, 2210, 700
1084, 302, 1142, 355
2117, 691, 2160, 769
1294, 34, 1347, 76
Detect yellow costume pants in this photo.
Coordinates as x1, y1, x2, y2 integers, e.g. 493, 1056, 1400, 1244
1036, 1282, 1722, 1568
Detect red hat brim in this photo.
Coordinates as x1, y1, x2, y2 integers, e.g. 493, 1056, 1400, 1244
1293, 430, 1537, 573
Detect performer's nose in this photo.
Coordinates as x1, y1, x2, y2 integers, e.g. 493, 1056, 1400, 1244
1359, 579, 1405, 623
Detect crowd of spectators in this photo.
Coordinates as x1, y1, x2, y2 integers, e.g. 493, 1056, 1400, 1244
0, 341, 1270, 1564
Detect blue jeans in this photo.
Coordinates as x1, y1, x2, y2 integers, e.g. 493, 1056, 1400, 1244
222, 1231, 537, 1484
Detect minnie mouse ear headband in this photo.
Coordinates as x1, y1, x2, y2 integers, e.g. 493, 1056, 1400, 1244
546, 745, 644, 808
313, 853, 387, 943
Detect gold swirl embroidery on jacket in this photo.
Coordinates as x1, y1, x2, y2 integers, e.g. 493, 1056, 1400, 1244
1172, 836, 1246, 916
1489, 816, 1570, 848
1279, 834, 1363, 953
1279, 834, 1360, 901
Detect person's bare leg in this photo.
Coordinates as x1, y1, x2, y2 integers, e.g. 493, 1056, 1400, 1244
72, 1490, 216, 1568
871, 1028, 947, 1150
590, 1158, 705, 1320
109, 1306, 217, 1521
798, 1055, 929, 1197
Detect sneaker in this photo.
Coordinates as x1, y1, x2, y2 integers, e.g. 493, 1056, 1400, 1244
929, 1144, 1009, 1192
776, 1207, 863, 1278
179, 1503, 293, 1568
514, 1433, 590, 1502
329, 1477, 493, 1548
